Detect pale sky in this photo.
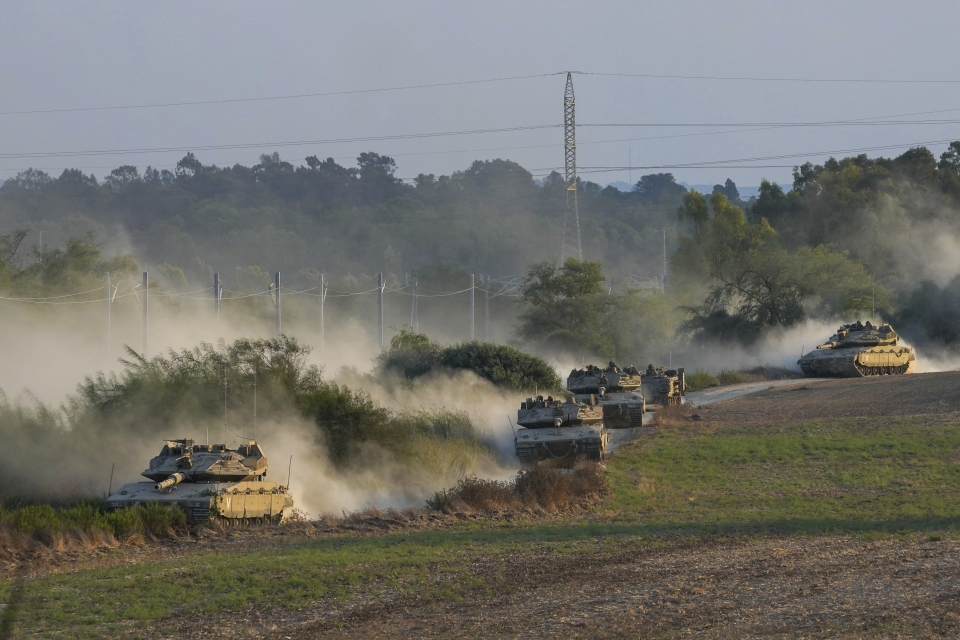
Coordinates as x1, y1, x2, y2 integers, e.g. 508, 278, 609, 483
3, 1, 960, 188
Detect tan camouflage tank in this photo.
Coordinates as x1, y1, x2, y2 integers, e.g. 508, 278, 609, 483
639, 364, 686, 406
566, 362, 647, 428
106, 438, 293, 524
798, 321, 916, 377
513, 395, 607, 463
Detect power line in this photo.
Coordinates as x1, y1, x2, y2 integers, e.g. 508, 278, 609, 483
579, 119, 960, 128
574, 136, 960, 175
0, 73, 564, 116
0, 124, 560, 160
578, 71, 960, 84
6, 69, 959, 120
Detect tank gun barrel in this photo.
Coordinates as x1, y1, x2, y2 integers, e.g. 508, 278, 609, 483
155, 472, 186, 490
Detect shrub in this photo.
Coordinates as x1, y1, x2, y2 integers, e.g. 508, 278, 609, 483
685, 369, 719, 391
377, 328, 561, 392
427, 460, 608, 513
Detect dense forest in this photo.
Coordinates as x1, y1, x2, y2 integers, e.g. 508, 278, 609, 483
3, 143, 960, 359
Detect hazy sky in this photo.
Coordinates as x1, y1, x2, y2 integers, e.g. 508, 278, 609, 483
3, 1, 960, 188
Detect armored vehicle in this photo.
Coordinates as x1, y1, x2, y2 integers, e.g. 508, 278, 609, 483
566, 362, 646, 428
640, 365, 686, 406
106, 438, 293, 524
798, 321, 915, 377
513, 395, 607, 464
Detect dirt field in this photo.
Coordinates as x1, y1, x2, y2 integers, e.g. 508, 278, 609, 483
162, 535, 960, 639
697, 371, 960, 424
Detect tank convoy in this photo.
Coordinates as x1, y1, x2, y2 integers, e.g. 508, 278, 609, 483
513, 395, 607, 464
798, 321, 916, 378
106, 438, 293, 524
566, 362, 647, 428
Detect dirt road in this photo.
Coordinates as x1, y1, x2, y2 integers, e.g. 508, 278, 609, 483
699, 371, 960, 425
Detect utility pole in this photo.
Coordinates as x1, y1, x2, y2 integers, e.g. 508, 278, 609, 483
319, 272, 326, 350
273, 272, 281, 337
470, 274, 475, 340
661, 229, 667, 293
214, 272, 221, 335
142, 270, 149, 358
377, 272, 384, 348
559, 72, 582, 263
410, 271, 419, 333
484, 274, 490, 341
105, 272, 111, 356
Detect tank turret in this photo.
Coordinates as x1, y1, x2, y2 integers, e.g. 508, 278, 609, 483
514, 395, 607, 464
798, 321, 915, 377
566, 361, 647, 427
107, 439, 293, 524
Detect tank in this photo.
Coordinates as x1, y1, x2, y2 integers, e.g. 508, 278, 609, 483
105, 438, 294, 524
513, 395, 608, 464
566, 361, 647, 428
639, 364, 686, 406
798, 321, 916, 377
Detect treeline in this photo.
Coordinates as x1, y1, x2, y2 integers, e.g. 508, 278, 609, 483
0, 153, 685, 288
671, 143, 960, 348
4, 142, 960, 353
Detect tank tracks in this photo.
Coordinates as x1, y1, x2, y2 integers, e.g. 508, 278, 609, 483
520, 441, 605, 463
853, 363, 911, 376
800, 362, 912, 377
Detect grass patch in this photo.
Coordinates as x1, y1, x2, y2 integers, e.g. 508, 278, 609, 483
606, 414, 960, 529
685, 369, 719, 391
0, 498, 186, 551
686, 365, 801, 392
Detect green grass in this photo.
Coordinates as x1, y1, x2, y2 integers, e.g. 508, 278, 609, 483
685, 369, 720, 391
6, 413, 960, 637
606, 415, 960, 532
0, 499, 187, 541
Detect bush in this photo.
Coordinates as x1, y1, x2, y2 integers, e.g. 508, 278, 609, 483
438, 341, 562, 391
685, 369, 719, 391
427, 461, 608, 513
378, 328, 561, 392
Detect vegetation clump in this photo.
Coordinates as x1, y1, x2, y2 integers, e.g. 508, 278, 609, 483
427, 461, 608, 513
377, 327, 561, 392
0, 498, 186, 553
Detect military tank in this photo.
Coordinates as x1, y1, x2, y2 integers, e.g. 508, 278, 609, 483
798, 321, 916, 377
513, 395, 607, 464
566, 361, 647, 427
639, 364, 686, 406
106, 438, 293, 524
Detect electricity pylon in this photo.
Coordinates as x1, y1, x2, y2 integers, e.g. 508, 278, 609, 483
559, 71, 582, 263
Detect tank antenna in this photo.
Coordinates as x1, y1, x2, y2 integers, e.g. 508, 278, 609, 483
507, 415, 517, 438
253, 368, 257, 442
223, 361, 227, 447
286, 455, 292, 490
107, 462, 115, 496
